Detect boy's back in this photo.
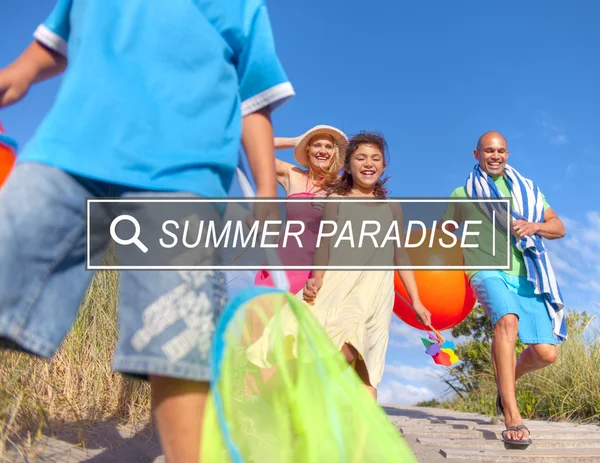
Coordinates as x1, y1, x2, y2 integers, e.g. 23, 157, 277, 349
25, 0, 294, 197
0, 1, 292, 461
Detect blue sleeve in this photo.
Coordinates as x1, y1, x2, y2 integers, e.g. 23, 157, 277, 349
237, 2, 295, 116
33, 0, 72, 57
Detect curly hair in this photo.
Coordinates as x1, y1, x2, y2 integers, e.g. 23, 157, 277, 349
326, 131, 389, 198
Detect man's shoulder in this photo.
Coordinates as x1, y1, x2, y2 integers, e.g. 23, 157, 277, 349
441, 186, 467, 221
449, 186, 468, 198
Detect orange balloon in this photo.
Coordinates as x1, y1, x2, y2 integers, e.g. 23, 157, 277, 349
393, 228, 476, 331
0, 123, 16, 188
0, 143, 16, 188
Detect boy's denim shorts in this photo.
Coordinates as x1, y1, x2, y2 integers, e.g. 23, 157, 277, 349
0, 161, 228, 382
470, 270, 556, 345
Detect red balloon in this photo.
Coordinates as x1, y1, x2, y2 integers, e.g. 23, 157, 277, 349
0, 123, 16, 188
0, 144, 15, 187
393, 228, 476, 331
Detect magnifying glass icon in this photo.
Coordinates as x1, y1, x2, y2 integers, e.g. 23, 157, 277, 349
110, 215, 149, 253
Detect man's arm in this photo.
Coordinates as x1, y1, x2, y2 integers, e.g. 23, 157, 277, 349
513, 208, 566, 240
538, 208, 566, 239
0, 41, 66, 107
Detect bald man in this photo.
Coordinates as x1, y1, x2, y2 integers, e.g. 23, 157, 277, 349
443, 131, 567, 446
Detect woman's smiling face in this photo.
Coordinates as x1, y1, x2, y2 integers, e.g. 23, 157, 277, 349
306, 134, 336, 171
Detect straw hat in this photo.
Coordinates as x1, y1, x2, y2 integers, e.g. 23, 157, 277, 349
293, 125, 348, 168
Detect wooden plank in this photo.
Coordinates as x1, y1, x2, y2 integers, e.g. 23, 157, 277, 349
418, 437, 600, 450
441, 448, 600, 462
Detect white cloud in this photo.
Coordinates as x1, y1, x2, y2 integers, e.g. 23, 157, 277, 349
583, 146, 600, 162
536, 111, 568, 145
585, 211, 600, 228
553, 134, 568, 145
377, 380, 437, 405
576, 280, 600, 294
545, 212, 600, 311
379, 361, 452, 406
384, 363, 443, 384
550, 252, 580, 279
388, 319, 426, 348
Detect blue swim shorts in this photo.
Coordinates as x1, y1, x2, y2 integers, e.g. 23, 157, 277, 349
470, 270, 556, 345
0, 161, 228, 381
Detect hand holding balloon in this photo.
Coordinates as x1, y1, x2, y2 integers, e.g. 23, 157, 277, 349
412, 300, 431, 327
393, 229, 476, 331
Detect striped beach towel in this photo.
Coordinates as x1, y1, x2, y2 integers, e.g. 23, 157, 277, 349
466, 164, 567, 343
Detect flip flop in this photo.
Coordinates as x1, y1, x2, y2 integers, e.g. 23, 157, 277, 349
501, 425, 532, 447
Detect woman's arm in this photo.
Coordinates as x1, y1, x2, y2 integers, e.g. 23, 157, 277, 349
275, 158, 293, 192
312, 199, 340, 278
274, 137, 299, 150
303, 198, 340, 303
274, 135, 308, 193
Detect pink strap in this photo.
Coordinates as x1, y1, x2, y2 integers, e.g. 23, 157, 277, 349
305, 172, 323, 194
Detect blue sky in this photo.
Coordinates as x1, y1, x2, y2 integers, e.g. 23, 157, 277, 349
2, 1, 599, 405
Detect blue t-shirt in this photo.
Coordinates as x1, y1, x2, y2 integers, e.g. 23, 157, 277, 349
21, 0, 295, 198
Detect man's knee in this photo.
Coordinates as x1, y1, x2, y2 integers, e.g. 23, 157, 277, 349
494, 314, 519, 337
534, 345, 558, 365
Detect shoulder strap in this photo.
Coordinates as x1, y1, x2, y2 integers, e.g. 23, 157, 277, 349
305, 173, 323, 194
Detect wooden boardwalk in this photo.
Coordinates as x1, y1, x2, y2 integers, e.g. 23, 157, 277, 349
3, 405, 600, 462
